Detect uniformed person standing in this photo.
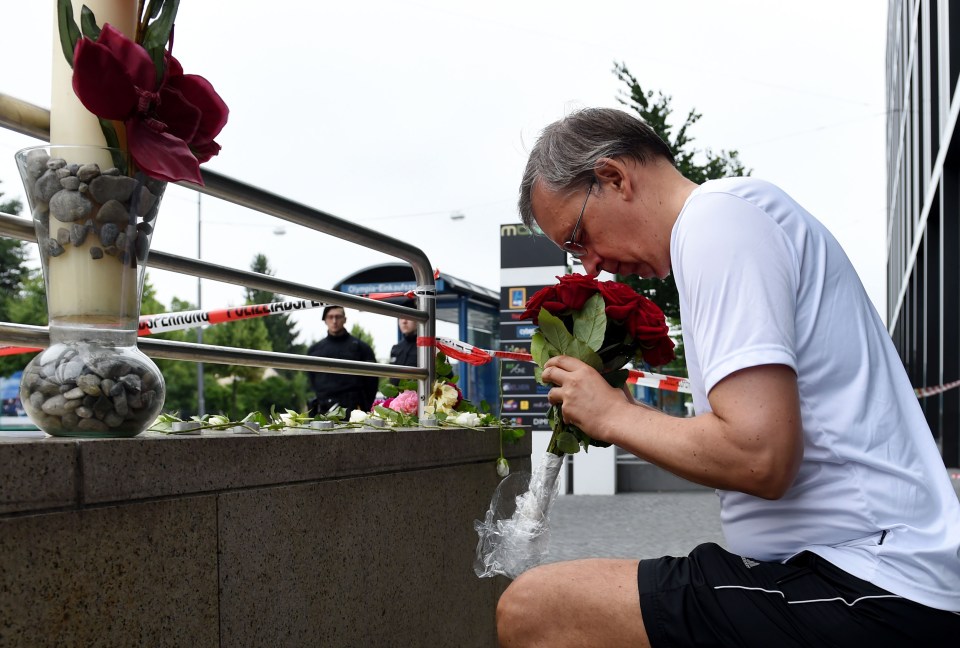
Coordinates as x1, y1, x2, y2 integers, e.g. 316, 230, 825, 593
306, 306, 378, 414
388, 300, 418, 385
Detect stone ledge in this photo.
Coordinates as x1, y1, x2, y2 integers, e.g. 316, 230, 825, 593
0, 426, 531, 512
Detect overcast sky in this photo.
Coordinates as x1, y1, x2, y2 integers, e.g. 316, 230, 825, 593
1, 1, 888, 360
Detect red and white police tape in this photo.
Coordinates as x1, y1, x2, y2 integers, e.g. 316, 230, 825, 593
0, 291, 416, 357
418, 335, 693, 394
913, 378, 960, 399
9, 296, 953, 400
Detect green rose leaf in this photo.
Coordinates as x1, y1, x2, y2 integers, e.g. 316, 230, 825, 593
380, 383, 400, 398
566, 338, 603, 371
500, 426, 524, 444
374, 405, 394, 419
556, 431, 581, 455
538, 308, 576, 355
573, 293, 606, 352
437, 359, 453, 380
530, 331, 558, 368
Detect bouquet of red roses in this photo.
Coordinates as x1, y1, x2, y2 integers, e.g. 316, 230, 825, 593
516, 274, 674, 455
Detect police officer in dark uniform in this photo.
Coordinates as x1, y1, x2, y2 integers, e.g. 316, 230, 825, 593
307, 306, 378, 414
388, 300, 418, 385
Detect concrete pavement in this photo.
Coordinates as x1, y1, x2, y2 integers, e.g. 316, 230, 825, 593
546, 491, 725, 563
546, 468, 960, 563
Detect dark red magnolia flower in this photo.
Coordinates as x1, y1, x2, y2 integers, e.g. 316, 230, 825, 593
516, 274, 675, 366
71, 24, 228, 184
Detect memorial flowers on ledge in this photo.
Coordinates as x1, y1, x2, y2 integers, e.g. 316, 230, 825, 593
376, 352, 524, 476
516, 273, 675, 456
57, 0, 228, 183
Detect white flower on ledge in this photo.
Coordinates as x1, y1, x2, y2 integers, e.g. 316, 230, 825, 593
349, 409, 369, 424
453, 412, 481, 427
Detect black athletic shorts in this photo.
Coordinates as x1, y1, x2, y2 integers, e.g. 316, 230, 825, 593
637, 542, 960, 647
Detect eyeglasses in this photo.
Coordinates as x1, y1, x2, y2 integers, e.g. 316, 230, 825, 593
561, 182, 594, 258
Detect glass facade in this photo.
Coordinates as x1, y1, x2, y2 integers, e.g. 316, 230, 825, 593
887, 0, 960, 465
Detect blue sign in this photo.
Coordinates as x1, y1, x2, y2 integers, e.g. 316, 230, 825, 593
340, 279, 445, 295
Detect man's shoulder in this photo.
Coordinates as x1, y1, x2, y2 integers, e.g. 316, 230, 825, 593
689, 177, 793, 213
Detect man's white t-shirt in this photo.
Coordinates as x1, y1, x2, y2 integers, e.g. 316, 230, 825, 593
671, 177, 960, 611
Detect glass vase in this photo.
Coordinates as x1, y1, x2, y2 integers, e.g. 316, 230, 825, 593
15, 145, 167, 437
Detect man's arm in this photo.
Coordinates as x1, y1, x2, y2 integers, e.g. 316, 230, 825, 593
542, 357, 803, 499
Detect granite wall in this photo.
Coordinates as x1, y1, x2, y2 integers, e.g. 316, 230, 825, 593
0, 427, 529, 647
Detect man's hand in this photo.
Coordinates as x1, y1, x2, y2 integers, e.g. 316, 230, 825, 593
541, 355, 631, 444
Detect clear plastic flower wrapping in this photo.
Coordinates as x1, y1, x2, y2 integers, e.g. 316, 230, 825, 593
473, 452, 564, 579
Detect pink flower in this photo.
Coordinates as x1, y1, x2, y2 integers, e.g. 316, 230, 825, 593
389, 390, 419, 415
70, 24, 228, 184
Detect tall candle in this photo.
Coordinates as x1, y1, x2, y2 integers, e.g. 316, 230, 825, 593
47, 1, 140, 330
50, 0, 137, 153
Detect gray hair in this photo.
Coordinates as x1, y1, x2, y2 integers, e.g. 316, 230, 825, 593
518, 107, 675, 229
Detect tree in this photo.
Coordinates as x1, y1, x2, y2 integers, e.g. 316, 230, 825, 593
245, 254, 301, 355
0, 180, 44, 377
349, 322, 377, 359
612, 62, 751, 373
141, 284, 202, 417
0, 180, 28, 321
0, 273, 46, 378
203, 313, 272, 420
350, 321, 391, 393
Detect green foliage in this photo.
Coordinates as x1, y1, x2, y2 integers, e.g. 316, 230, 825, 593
141, 271, 309, 420
612, 62, 751, 372
349, 322, 377, 358
203, 311, 271, 420
0, 274, 45, 378
0, 181, 29, 334
245, 254, 300, 355
0, 179, 43, 375
200, 372, 309, 421
139, 277, 200, 416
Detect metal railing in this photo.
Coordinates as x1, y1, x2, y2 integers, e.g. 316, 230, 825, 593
0, 94, 437, 412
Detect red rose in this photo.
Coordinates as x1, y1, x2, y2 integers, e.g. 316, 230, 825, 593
640, 336, 676, 367
516, 284, 557, 323
515, 274, 675, 366
596, 280, 641, 322
516, 274, 601, 323
552, 274, 599, 312
626, 300, 670, 339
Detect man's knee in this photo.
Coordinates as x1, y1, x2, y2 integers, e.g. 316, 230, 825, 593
496, 568, 550, 646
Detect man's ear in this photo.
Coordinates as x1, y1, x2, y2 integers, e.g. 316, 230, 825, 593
594, 157, 634, 200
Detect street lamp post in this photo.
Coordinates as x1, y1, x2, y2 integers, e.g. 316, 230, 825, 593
197, 193, 205, 416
